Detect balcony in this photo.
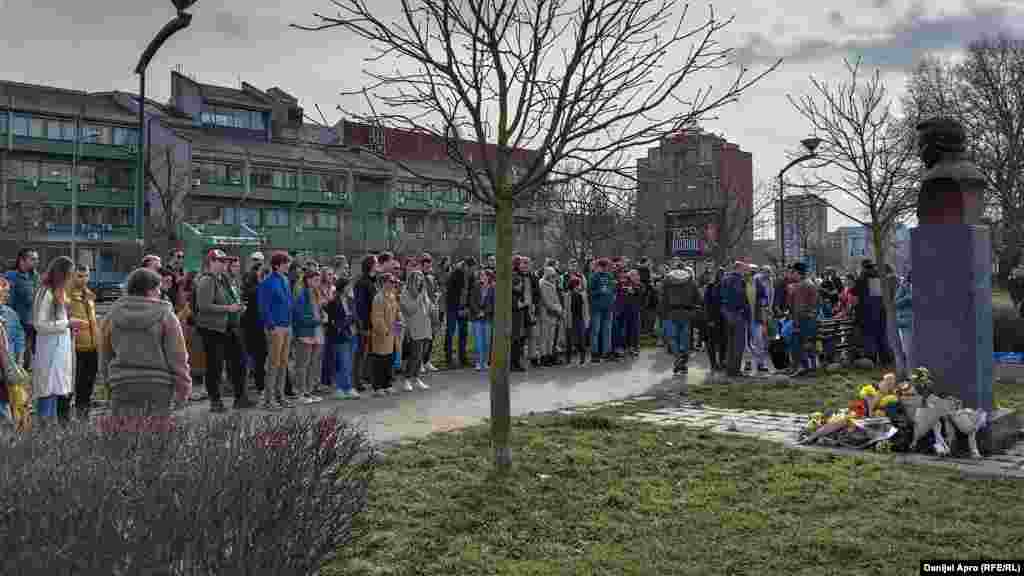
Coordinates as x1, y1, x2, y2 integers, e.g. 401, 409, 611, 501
41, 223, 134, 242
191, 180, 245, 199
7, 179, 135, 205
298, 189, 350, 207
10, 136, 136, 161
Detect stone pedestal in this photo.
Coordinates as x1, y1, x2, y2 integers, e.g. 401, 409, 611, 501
911, 225, 993, 411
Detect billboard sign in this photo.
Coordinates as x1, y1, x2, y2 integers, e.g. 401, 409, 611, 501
665, 208, 721, 259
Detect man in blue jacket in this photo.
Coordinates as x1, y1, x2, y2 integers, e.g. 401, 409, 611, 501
719, 261, 751, 377
258, 251, 293, 410
6, 248, 38, 369
589, 258, 617, 361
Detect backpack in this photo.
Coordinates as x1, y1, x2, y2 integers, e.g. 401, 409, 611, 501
190, 272, 211, 324
664, 278, 688, 309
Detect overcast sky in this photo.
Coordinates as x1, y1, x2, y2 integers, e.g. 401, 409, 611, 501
2, 0, 1022, 232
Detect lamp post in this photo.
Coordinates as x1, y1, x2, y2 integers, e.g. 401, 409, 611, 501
777, 137, 821, 265
134, 0, 197, 258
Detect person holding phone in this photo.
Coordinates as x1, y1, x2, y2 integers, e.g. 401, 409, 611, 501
194, 249, 250, 412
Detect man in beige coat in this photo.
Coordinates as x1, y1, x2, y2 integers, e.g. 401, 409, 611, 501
539, 267, 564, 366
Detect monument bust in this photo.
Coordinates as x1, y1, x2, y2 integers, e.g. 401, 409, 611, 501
915, 117, 984, 225
916, 117, 966, 169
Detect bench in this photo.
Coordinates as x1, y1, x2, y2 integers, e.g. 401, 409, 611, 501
815, 316, 862, 363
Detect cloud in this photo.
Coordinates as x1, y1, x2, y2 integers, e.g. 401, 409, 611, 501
733, 1, 1022, 71
213, 10, 248, 40
827, 10, 845, 28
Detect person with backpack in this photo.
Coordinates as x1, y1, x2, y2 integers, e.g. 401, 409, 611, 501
660, 263, 700, 373
194, 249, 250, 412
719, 261, 751, 377
786, 262, 820, 377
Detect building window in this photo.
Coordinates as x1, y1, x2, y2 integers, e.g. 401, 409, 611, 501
303, 173, 325, 191
301, 210, 316, 228
265, 208, 289, 227
12, 114, 29, 137
10, 159, 39, 180
404, 215, 424, 234
30, 117, 45, 138
79, 124, 111, 144
250, 169, 273, 188
318, 211, 338, 229
112, 127, 138, 146
107, 207, 133, 226
78, 206, 105, 226
201, 106, 266, 130
77, 165, 96, 186
270, 170, 297, 189
222, 207, 261, 227
43, 205, 72, 226
95, 165, 133, 188
46, 120, 71, 141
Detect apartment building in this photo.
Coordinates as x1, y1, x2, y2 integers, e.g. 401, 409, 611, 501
0, 81, 142, 279
0, 72, 548, 275
636, 128, 753, 263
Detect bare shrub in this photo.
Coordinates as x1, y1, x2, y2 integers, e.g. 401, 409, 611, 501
0, 410, 375, 575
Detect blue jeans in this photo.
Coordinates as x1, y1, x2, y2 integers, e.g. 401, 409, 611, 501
591, 308, 613, 355
663, 319, 690, 356
335, 339, 354, 392
446, 309, 469, 362
36, 395, 58, 418
472, 319, 492, 368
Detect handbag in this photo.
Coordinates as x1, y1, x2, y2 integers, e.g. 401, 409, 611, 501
7, 360, 31, 432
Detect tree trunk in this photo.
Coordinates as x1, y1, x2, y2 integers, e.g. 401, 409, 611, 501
490, 191, 514, 473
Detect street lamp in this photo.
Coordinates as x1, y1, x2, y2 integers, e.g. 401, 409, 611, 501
777, 136, 821, 265
134, 0, 197, 257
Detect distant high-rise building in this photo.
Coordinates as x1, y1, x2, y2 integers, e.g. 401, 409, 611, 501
635, 128, 753, 264
775, 193, 828, 267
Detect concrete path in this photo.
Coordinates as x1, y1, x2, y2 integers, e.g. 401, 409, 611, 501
164, 349, 700, 443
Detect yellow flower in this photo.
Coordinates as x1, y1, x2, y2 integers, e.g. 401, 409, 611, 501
859, 385, 879, 399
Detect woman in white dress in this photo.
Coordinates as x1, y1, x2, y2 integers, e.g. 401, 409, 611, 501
32, 256, 83, 421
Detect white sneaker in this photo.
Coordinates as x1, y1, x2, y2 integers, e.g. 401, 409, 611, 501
420, 365, 427, 375
415, 378, 430, 390
403, 380, 414, 392
475, 364, 482, 371
425, 362, 438, 372
309, 395, 323, 403
298, 396, 315, 405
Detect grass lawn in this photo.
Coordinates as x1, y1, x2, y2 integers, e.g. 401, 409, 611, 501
324, 415, 1024, 576
683, 368, 1024, 414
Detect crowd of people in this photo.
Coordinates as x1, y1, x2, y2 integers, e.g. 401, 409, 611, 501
0, 243, 919, 422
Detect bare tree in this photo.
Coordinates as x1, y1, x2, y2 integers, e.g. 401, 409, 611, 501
904, 36, 1024, 285
146, 144, 190, 253
544, 169, 638, 265
296, 0, 778, 472
789, 57, 918, 376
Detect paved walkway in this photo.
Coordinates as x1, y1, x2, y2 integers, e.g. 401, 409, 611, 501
155, 349, 702, 443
